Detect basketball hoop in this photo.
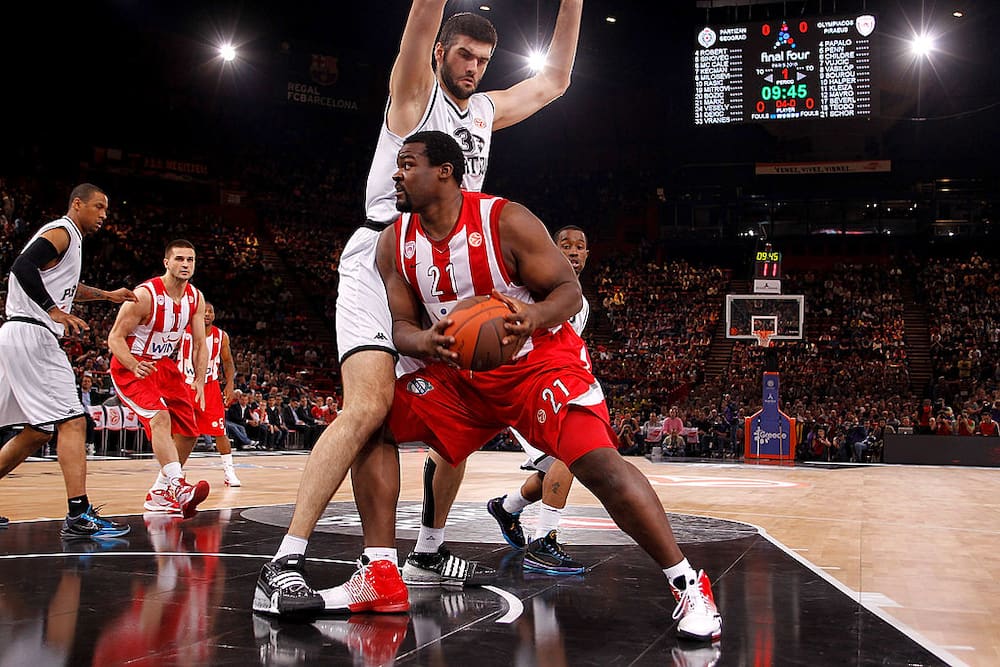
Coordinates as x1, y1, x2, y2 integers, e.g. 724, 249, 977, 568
753, 330, 774, 348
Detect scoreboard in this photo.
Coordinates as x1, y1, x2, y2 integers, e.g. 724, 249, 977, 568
694, 14, 877, 125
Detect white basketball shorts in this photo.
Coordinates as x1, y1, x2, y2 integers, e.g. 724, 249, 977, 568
336, 226, 397, 362
0, 321, 85, 432
511, 427, 555, 474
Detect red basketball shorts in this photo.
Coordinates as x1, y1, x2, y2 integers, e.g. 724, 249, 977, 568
192, 379, 226, 436
389, 326, 617, 466
110, 356, 198, 438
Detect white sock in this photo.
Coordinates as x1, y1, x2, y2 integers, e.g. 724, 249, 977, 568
663, 558, 696, 589
162, 462, 184, 486
502, 490, 531, 514
363, 547, 398, 565
535, 503, 562, 537
152, 469, 170, 491
415, 526, 444, 554
221, 453, 234, 468
273, 534, 309, 561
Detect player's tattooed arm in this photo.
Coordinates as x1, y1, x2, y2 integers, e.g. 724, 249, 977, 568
75, 284, 138, 303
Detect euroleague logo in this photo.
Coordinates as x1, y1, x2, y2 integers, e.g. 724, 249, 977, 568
468, 232, 483, 248
474, 117, 486, 129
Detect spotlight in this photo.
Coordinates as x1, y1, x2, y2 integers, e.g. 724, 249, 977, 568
219, 43, 237, 62
527, 50, 547, 73
910, 33, 935, 58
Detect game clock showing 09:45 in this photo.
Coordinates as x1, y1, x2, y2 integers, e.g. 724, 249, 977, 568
754, 250, 782, 279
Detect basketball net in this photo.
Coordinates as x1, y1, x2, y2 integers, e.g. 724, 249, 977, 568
753, 330, 774, 348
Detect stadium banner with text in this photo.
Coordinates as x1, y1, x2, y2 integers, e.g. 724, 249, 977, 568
283, 51, 366, 112
755, 160, 891, 175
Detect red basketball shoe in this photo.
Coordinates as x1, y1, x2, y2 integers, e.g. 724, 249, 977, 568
319, 557, 410, 613
670, 570, 722, 642
170, 479, 210, 519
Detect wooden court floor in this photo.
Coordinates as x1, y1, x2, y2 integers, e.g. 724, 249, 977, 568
1, 450, 997, 666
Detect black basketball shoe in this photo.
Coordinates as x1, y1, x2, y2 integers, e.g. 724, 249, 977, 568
401, 547, 497, 587
523, 530, 586, 575
253, 554, 325, 617
487, 496, 526, 549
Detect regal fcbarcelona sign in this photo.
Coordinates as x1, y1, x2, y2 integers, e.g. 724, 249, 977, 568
745, 372, 796, 461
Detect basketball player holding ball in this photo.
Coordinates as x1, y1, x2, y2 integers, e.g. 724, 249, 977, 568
371, 132, 722, 642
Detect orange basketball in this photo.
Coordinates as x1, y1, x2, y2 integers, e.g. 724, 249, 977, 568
443, 295, 517, 371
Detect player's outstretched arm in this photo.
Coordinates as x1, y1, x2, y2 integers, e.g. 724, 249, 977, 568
107, 288, 155, 378
74, 285, 137, 303
387, 0, 448, 135
376, 225, 459, 364
497, 202, 582, 341
489, 0, 582, 130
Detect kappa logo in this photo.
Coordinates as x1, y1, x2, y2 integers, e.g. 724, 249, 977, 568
468, 232, 483, 248
374, 332, 389, 341
407, 378, 433, 395
404, 241, 416, 259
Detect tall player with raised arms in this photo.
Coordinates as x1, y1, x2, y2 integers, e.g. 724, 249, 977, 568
255, 0, 584, 616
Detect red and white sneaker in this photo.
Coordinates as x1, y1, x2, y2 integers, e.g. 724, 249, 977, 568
670, 570, 722, 642
143, 488, 181, 514
318, 557, 410, 613
170, 479, 210, 519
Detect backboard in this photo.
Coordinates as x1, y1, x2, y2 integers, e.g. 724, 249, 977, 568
725, 294, 804, 341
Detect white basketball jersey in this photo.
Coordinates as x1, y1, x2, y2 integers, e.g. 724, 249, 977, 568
569, 296, 590, 336
5, 216, 83, 336
365, 81, 495, 224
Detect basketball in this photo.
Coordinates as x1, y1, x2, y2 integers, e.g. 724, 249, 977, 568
443, 295, 517, 371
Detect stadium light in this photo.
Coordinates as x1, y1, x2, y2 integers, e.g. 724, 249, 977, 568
910, 33, 935, 58
219, 43, 237, 63
527, 50, 547, 73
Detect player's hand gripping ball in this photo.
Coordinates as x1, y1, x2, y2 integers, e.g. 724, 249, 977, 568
443, 295, 518, 371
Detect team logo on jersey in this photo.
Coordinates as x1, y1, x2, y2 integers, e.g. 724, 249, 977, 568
698, 27, 717, 49
468, 232, 483, 248
855, 14, 876, 37
404, 241, 416, 259
156, 295, 165, 305
536, 409, 547, 424
407, 378, 434, 395
474, 117, 486, 129
310, 54, 339, 86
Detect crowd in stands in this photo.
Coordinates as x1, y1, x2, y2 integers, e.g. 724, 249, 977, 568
918, 252, 1000, 407
588, 252, 726, 415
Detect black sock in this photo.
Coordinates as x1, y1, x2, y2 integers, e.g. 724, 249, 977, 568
68, 495, 89, 517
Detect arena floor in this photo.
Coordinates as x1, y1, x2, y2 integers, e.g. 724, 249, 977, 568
1, 450, 996, 666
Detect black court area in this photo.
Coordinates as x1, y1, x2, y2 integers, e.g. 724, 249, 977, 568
0, 502, 947, 667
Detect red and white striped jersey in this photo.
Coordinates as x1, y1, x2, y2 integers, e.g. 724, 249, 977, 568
178, 324, 224, 384
125, 277, 201, 361
393, 191, 559, 360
